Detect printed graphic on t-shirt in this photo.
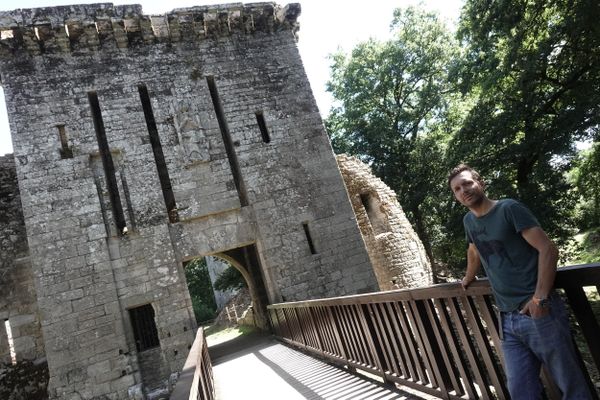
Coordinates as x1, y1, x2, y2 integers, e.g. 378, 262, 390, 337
470, 226, 513, 267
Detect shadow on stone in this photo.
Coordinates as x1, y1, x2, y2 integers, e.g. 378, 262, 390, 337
0, 359, 49, 400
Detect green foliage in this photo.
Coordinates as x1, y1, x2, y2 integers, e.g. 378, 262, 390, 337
184, 258, 217, 323
214, 266, 246, 292
570, 229, 600, 265
190, 299, 217, 324
0, 360, 48, 400
326, 6, 465, 274
570, 144, 600, 229
326, 1, 599, 274
451, 0, 600, 248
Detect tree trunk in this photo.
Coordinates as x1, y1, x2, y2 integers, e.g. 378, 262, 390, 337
516, 151, 538, 198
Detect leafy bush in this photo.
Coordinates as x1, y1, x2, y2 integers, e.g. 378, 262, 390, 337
571, 229, 600, 265
190, 296, 217, 323
184, 258, 217, 323
214, 266, 246, 292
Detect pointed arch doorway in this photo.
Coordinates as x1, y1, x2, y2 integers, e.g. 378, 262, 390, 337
210, 244, 270, 331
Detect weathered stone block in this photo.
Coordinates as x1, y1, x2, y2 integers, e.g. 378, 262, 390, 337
0, 2, 383, 399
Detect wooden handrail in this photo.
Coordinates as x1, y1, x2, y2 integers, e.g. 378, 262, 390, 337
268, 263, 600, 400
171, 328, 215, 400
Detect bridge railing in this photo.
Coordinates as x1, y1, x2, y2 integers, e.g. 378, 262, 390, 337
170, 328, 215, 400
268, 263, 600, 400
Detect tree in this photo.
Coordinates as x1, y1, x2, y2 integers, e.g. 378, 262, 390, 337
184, 257, 217, 323
571, 144, 600, 230
451, 0, 600, 248
214, 266, 246, 292
326, 7, 463, 276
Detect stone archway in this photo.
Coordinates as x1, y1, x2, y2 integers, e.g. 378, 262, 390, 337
0, 4, 381, 398
213, 244, 270, 331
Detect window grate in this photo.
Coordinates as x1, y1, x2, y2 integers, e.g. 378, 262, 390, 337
129, 304, 160, 352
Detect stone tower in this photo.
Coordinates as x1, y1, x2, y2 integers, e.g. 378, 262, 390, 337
337, 154, 433, 290
0, 3, 378, 398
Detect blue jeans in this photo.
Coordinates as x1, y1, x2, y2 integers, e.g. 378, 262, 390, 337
501, 295, 593, 400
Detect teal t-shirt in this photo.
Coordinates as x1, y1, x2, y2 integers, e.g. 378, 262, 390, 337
463, 199, 540, 312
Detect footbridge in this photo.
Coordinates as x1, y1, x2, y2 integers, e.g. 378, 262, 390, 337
172, 263, 600, 400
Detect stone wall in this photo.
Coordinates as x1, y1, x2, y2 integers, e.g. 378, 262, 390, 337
0, 154, 48, 400
0, 358, 49, 400
0, 3, 377, 398
0, 155, 45, 363
206, 256, 238, 311
337, 154, 433, 290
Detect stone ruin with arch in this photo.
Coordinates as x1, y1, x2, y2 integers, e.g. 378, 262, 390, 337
0, 2, 432, 398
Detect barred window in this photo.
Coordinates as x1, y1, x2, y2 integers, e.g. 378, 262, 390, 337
129, 304, 160, 352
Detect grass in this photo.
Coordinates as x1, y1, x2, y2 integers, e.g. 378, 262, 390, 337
203, 324, 258, 347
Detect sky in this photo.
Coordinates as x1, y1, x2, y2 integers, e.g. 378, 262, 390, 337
0, 0, 464, 155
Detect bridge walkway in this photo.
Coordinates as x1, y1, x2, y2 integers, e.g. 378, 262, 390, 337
209, 332, 436, 400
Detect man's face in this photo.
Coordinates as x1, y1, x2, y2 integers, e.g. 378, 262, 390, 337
450, 170, 485, 209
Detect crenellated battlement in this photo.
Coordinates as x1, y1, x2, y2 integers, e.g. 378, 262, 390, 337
0, 2, 300, 56
0, 3, 380, 399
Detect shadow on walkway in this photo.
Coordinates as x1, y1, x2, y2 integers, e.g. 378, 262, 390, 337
210, 333, 435, 400
208, 330, 273, 363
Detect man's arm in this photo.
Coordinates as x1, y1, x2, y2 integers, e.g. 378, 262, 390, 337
519, 226, 559, 318
462, 243, 481, 289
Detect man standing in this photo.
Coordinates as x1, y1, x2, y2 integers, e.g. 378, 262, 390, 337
448, 163, 592, 400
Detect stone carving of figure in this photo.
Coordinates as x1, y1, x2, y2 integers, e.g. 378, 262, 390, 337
170, 101, 210, 165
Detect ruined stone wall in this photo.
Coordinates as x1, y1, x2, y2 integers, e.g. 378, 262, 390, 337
0, 154, 45, 363
0, 3, 377, 398
206, 256, 238, 311
337, 154, 433, 290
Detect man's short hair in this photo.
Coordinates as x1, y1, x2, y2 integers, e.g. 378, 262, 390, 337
447, 163, 483, 188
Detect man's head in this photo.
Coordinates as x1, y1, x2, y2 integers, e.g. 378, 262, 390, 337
448, 164, 486, 209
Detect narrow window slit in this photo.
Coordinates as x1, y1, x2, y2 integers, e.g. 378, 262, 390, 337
120, 169, 137, 231
206, 75, 249, 206
33, 27, 45, 53
128, 304, 160, 352
302, 222, 317, 254
57, 124, 73, 159
93, 176, 111, 237
360, 192, 376, 225
1, 30, 14, 40
255, 111, 270, 143
88, 91, 127, 234
360, 192, 387, 235
360, 193, 370, 212
4, 319, 17, 365
138, 84, 179, 223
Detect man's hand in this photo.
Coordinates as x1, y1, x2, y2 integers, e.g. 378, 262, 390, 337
519, 298, 550, 319
518, 227, 557, 319
461, 275, 476, 290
